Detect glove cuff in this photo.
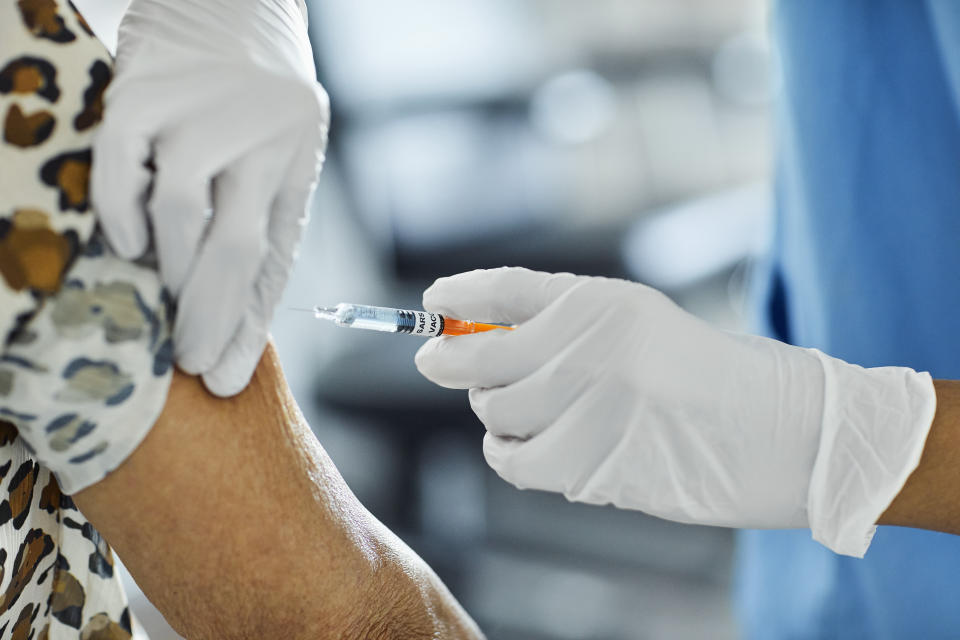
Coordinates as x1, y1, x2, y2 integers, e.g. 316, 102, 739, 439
806, 351, 937, 557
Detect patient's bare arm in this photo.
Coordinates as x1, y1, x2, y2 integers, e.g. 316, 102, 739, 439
73, 344, 483, 639
879, 380, 960, 537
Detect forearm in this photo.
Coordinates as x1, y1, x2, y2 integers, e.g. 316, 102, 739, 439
879, 380, 960, 534
73, 344, 480, 639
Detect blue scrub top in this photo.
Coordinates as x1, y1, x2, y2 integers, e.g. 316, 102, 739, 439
740, 1, 960, 638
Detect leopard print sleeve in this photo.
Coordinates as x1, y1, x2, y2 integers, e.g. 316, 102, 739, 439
0, 0, 173, 495
0, 2, 176, 635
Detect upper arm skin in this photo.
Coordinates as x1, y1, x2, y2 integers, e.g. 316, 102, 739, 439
73, 344, 483, 639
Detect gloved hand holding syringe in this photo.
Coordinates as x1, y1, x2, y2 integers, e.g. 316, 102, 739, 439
305, 303, 514, 337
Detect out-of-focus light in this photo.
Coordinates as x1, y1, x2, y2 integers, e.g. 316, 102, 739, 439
317, 0, 543, 110
712, 31, 774, 107
532, 571, 619, 639
530, 69, 618, 145
623, 183, 771, 291
342, 110, 561, 249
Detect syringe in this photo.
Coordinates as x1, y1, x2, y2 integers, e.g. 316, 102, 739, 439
308, 303, 513, 337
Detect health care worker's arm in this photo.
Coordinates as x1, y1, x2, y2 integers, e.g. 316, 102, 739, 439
416, 268, 938, 558
879, 380, 960, 534
73, 344, 483, 640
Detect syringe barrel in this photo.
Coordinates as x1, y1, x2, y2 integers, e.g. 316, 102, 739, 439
334, 304, 445, 337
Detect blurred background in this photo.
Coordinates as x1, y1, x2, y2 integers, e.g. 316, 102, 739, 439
82, 0, 774, 637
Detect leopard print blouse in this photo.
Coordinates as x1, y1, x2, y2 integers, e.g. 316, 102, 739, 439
0, 0, 176, 637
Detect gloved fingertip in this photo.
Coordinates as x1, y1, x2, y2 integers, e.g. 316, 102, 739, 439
469, 387, 501, 434
467, 386, 486, 407
194, 310, 271, 398
482, 432, 525, 480
413, 338, 439, 369
422, 269, 492, 312
97, 212, 150, 259
413, 337, 456, 386
113, 235, 150, 260
468, 386, 501, 425
175, 354, 209, 377
201, 367, 253, 398
422, 281, 449, 313
172, 298, 244, 377
173, 336, 220, 376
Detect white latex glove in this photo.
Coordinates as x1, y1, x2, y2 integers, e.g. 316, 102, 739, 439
415, 268, 937, 557
92, 0, 329, 396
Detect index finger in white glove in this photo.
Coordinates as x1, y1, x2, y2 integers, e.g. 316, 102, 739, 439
91, 100, 153, 259
201, 144, 319, 396
413, 302, 582, 391
416, 275, 633, 390
200, 196, 304, 396
423, 267, 583, 325
415, 268, 586, 389
148, 130, 215, 297
173, 137, 293, 374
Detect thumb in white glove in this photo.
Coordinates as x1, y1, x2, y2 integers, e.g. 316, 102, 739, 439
91, 0, 329, 396
415, 268, 937, 557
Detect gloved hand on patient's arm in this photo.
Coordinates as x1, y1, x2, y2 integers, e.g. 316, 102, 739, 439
415, 268, 938, 558
92, 0, 328, 397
